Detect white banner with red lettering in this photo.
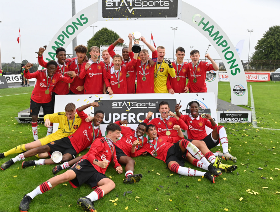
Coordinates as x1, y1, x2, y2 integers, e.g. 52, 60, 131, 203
219, 72, 270, 82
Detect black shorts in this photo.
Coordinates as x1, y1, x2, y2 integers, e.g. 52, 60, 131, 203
165, 141, 185, 167
203, 133, 219, 149
30, 99, 54, 116
47, 137, 77, 158
115, 145, 127, 161
69, 159, 108, 189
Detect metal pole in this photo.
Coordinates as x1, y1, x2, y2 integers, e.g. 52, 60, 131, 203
72, 0, 77, 57
90, 26, 98, 37
247, 29, 253, 68
171, 27, 178, 61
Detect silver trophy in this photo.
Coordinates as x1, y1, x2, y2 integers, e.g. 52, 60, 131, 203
132, 31, 142, 53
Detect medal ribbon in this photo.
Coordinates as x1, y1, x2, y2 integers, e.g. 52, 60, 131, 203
191, 61, 200, 79
149, 138, 158, 156
75, 59, 80, 76
46, 71, 53, 91
162, 118, 170, 132
67, 116, 76, 132
141, 61, 148, 77
104, 137, 115, 158
176, 62, 183, 77
113, 67, 121, 86
93, 125, 100, 140
57, 62, 66, 75
155, 61, 162, 78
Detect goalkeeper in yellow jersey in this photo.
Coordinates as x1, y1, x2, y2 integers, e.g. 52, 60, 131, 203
154, 46, 176, 93
0, 103, 82, 159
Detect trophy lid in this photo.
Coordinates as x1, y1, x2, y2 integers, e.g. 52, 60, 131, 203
51, 151, 63, 163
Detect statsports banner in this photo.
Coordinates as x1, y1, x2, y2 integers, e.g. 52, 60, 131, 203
54, 93, 217, 135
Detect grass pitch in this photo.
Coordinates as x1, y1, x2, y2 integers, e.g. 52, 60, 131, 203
0, 82, 280, 212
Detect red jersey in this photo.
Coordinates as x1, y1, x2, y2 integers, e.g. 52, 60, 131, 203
82, 137, 120, 174
186, 61, 214, 93
68, 110, 93, 154
131, 136, 173, 162
167, 62, 188, 93
24, 69, 73, 104
114, 121, 147, 156
180, 114, 217, 140
108, 45, 135, 93
107, 65, 128, 94
144, 116, 188, 143
38, 56, 72, 95
67, 58, 86, 94
79, 61, 110, 94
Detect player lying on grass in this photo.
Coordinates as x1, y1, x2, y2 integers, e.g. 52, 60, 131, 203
0, 103, 81, 159
52, 121, 147, 184
132, 124, 222, 183
175, 101, 237, 162
19, 123, 122, 212
143, 101, 188, 143
1, 102, 101, 170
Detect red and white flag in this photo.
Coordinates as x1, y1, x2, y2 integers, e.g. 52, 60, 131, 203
151, 33, 156, 48
17, 28, 21, 43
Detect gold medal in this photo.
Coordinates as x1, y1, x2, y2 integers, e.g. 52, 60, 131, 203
118, 84, 120, 88
193, 78, 197, 83
166, 131, 171, 136
45, 90, 49, 94
142, 76, 146, 81
126, 73, 130, 77
153, 152, 157, 157
177, 77, 180, 81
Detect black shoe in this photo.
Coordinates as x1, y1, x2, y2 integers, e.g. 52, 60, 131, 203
204, 172, 216, 183
0, 153, 5, 159
19, 195, 32, 212
22, 160, 35, 169
52, 165, 62, 175
1, 159, 14, 170
77, 197, 96, 211
208, 163, 222, 177
123, 174, 142, 184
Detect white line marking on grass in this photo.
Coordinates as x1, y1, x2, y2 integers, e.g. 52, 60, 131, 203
250, 85, 280, 131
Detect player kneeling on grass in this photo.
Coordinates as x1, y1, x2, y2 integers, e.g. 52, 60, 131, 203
1, 102, 99, 171
19, 123, 122, 212
0, 103, 81, 159
132, 124, 222, 183
175, 101, 237, 162
52, 121, 147, 184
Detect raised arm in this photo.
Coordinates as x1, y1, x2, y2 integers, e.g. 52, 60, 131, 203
140, 36, 156, 52
205, 54, 218, 71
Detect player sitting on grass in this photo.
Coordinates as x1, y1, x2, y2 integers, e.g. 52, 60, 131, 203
52, 121, 147, 184
175, 101, 237, 162
0, 103, 81, 159
132, 124, 222, 183
19, 123, 122, 212
1, 102, 100, 170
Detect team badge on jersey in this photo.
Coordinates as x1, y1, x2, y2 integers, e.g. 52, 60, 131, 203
168, 121, 173, 126
199, 122, 203, 127
75, 164, 81, 170
73, 125, 78, 130
183, 69, 186, 73
160, 68, 164, 72
50, 142, 55, 145
52, 79, 56, 83
197, 67, 201, 72
158, 138, 163, 142
97, 65, 101, 70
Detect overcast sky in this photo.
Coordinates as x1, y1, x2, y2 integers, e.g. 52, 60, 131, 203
0, 0, 279, 63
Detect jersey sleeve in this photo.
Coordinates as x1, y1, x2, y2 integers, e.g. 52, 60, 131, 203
102, 65, 111, 88
112, 147, 121, 168
24, 70, 39, 79
86, 139, 103, 163
44, 113, 61, 123
205, 62, 214, 71
204, 118, 217, 129
131, 143, 149, 157
176, 117, 188, 131
38, 55, 48, 68
152, 50, 158, 59
108, 45, 116, 58
179, 115, 188, 123
79, 63, 87, 79
168, 66, 176, 78
76, 110, 88, 122
129, 52, 134, 60
166, 75, 172, 90
59, 74, 75, 83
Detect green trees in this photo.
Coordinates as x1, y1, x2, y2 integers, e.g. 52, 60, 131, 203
251, 26, 280, 70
